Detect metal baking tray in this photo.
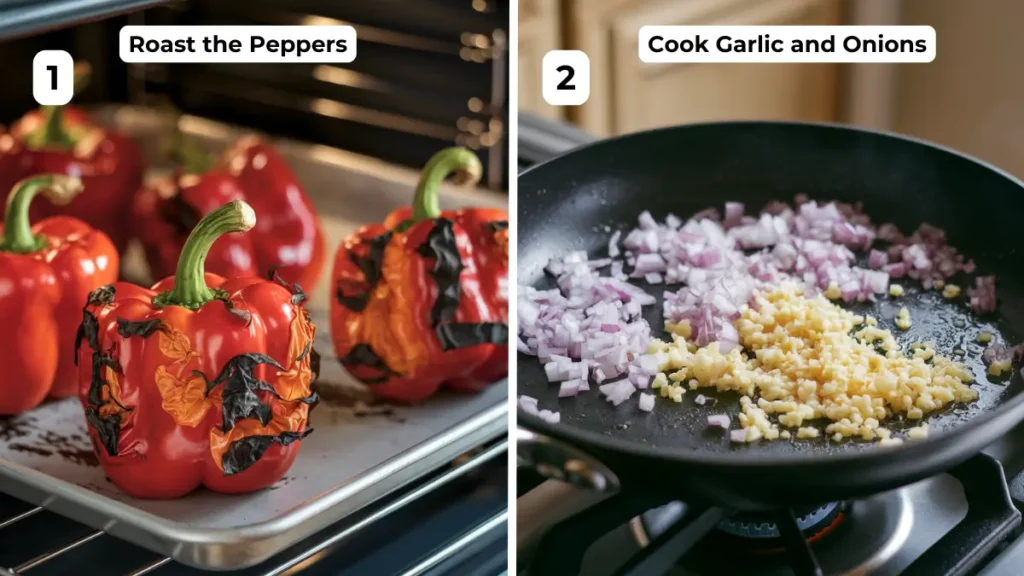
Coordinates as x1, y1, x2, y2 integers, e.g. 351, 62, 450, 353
0, 106, 508, 571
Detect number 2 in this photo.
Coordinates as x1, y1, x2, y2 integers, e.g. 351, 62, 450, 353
47, 65, 57, 90
556, 65, 575, 90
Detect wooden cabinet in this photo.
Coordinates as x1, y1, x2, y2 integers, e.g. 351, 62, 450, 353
518, 0, 563, 120
556, 0, 842, 136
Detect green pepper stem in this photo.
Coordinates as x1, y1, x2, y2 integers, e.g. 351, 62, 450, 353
25, 62, 91, 151
24, 106, 74, 150
165, 130, 215, 174
410, 147, 483, 222
154, 200, 256, 309
0, 175, 83, 253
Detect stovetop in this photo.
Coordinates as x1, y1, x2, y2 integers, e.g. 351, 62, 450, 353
516, 430, 1024, 576
0, 442, 508, 575
514, 111, 1024, 576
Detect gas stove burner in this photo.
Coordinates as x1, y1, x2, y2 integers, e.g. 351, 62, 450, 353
716, 503, 841, 540
631, 489, 913, 575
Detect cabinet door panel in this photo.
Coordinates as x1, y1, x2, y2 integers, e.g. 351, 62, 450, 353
519, 0, 563, 120
573, 0, 841, 135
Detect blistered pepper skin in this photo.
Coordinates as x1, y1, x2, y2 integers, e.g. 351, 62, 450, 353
77, 276, 314, 498
330, 148, 509, 403
76, 201, 317, 499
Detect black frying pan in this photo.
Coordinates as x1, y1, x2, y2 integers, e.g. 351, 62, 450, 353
517, 122, 1024, 511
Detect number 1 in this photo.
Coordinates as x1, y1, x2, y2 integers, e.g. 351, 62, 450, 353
47, 65, 57, 90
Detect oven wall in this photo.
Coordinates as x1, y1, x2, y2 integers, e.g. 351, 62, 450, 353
0, 0, 509, 191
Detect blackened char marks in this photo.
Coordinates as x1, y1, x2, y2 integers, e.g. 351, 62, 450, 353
436, 322, 510, 351
74, 285, 115, 364
194, 353, 284, 432
116, 317, 164, 338
85, 407, 119, 456
339, 343, 401, 384
336, 231, 392, 312
268, 266, 308, 305
221, 428, 312, 476
417, 218, 463, 326
80, 304, 126, 458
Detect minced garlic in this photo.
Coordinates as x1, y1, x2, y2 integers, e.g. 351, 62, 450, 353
895, 307, 912, 330
652, 373, 668, 389
649, 282, 976, 444
988, 358, 1012, 377
942, 284, 961, 299
665, 320, 692, 338
797, 427, 819, 439
824, 282, 842, 300
889, 284, 904, 297
907, 423, 929, 440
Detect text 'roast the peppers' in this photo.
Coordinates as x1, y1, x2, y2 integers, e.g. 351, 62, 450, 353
330, 147, 509, 403
76, 199, 319, 499
0, 175, 118, 414
0, 66, 143, 253
132, 135, 325, 292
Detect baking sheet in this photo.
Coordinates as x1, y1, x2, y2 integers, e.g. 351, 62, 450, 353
0, 106, 508, 570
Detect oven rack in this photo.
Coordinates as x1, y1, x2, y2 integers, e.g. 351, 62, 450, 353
0, 440, 507, 575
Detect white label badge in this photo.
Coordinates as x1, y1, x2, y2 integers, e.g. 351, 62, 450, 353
638, 26, 936, 63
543, 50, 590, 107
120, 25, 357, 63
33, 50, 74, 106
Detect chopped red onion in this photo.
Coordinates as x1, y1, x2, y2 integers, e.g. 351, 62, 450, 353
868, 249, 888, 269
694, 394, 707, 406
519, 395, 539, 416
638, 210, 658, 229
877, 223, 903, 242
538, 409, 561, 424
638, 354, 659, 374
559, 380, 583, 398
522, 198, 990, 421
600, 380, 636, 406
730, 429, 748, 442
639, 393, 655, 412
707, 414, 730, 428
608, 230, 622, 258
969, 276, 997, 313
884, 262, 907, 278
724, 202, 744, 228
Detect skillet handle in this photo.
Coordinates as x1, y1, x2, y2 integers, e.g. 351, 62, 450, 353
517, 427, 620, 492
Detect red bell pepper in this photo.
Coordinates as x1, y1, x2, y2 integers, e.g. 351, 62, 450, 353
0, 174, 119, 414
4, 105, 143, 253
330, 147, 508, 403
76, 199, 319, 499
132, 136, 325, 292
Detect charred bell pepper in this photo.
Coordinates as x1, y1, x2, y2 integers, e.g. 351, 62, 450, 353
76, 199, 319, 499
0, 174, 118, 414
132, 136, 325, 291
330, 147, 508, 403
3, 104, 144, 254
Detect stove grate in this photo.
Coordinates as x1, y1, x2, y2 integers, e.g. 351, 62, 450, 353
530, 453, 1023, 576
